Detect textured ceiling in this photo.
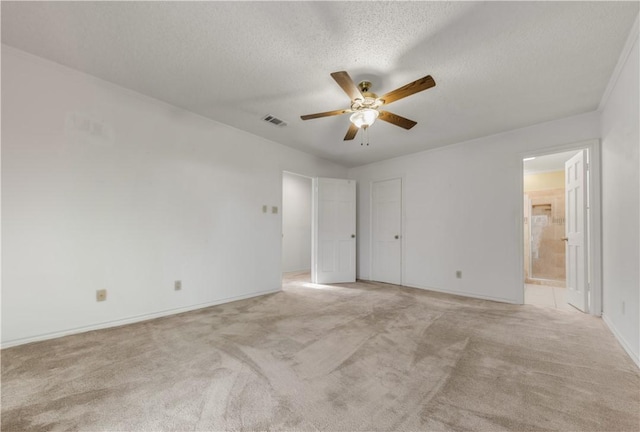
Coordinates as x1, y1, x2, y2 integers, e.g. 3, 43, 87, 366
2, 1, 638, 167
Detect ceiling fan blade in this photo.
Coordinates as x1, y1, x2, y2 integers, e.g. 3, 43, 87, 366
300, 109, 348, 120
344, 123, 359, 141
378, 111, 417, 130
331, 71, 363, 101
380, 75, 436, 105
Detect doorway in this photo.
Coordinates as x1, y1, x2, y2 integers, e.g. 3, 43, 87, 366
282, 172, 313, 280
521, 144, 601, 315
282, 174, 357, 286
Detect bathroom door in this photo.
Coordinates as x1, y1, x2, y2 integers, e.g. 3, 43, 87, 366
372, 178, 402, 285
312, 178, 356, 284
565, 150, 588, 312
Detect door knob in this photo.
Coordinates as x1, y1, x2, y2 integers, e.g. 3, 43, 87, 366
395, 235, 400, 239
561, 237, 568, 241
351, 234, 356, 238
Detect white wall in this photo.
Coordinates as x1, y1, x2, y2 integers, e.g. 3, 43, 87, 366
282, 172, 312, 272
600, 17, 639, 365
1, 46, 347, 347
348, 112, 600, 304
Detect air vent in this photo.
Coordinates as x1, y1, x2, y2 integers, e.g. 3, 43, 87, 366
263, 114, 287, 127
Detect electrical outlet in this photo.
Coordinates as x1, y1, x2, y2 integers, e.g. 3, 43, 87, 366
96, 289, 107, 302
175, 280, 182, 291
456, 270, 462, 279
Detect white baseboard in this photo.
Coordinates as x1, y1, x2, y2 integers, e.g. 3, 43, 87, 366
283, 268, 311, 274
397, 280, 519, 305
1, 288, 281, 349
602, 313, 640, 368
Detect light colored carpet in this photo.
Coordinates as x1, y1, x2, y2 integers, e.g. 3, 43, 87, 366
2, 272, 639, 431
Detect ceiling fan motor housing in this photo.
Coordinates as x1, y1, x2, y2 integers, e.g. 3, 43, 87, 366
352, 81, 382, 111
358, 80, 373, 93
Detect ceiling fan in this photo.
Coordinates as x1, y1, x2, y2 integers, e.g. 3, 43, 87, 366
301, 71, 436, 141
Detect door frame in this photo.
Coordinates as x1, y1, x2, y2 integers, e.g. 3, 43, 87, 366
369, 176, 405, 286
519, 139, 602, 316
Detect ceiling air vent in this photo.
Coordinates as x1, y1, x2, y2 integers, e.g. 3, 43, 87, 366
263, 114, 287, 127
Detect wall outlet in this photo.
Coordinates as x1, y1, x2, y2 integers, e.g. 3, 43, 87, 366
175, 280, 182, 291
456, 270, 462, 279
96, 289, 107, 302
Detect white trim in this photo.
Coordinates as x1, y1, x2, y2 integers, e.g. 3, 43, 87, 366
589, 141, 603, 317
598, 13, 640, 111
311, 177, 318, 283
403, 281, 519, 305
519, 139, 602, 316
0, 288, 281, 349
282, 170, 314, 180
603, 313, 640, 369
401, 176, 406, 287
368, 182, 374, 283
516, 157, 526, 305
282, 267, 311, 273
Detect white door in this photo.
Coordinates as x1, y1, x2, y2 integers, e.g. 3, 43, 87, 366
312, 178, 356, 284
565, 150, 589, 312
372, 178, 402, 285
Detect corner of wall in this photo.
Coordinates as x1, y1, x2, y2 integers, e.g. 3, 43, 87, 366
598, 13, 640, 112
602, 314, 640, 368
599, 11, 640, 368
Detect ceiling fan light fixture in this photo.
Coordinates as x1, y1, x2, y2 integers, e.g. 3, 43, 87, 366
350, 108, 379, 128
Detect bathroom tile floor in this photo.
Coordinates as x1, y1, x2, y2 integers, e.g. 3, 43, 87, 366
524, 284, 580, 313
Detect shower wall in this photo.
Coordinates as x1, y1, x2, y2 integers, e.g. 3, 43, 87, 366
524, 171, 566, 285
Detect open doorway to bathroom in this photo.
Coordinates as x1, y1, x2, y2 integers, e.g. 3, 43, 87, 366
523, 150, 586, 313
282, 172, 313, 285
